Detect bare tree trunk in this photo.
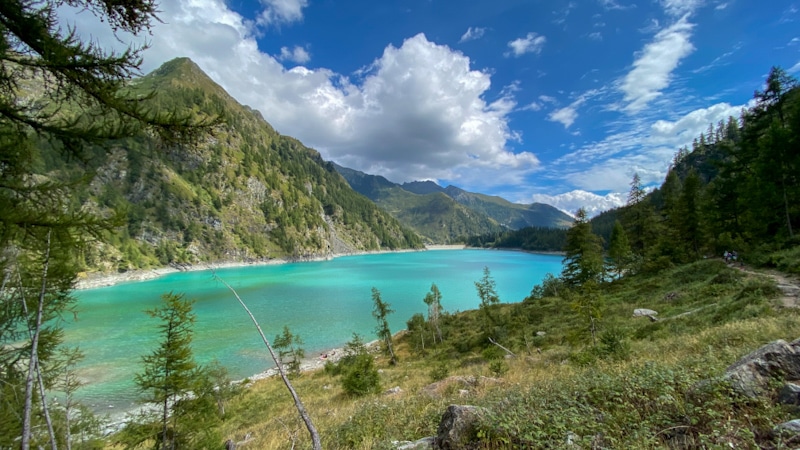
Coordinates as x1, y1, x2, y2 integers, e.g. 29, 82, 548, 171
22, 230, 57, 449
214, 274, 322, 450
488, 337, 516, 357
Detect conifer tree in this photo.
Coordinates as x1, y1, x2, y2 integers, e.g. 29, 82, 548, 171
371, 287, 397, 364
561, 208, 604, 287
274, 325, 306, 377
0, 1, 213, 446
134, 292, 198, 450
423, 283, 444, 344
607, 220, 632, 279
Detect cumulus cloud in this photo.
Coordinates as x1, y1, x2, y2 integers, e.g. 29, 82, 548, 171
531, 190, 627, 217
620, 16, 695, 112
505, 32, 546, 57
278, 45, 311, 64
459, 27, 486, 43
64, 0, 534, 188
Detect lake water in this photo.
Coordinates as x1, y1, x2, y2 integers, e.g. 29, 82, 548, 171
63, 249, 563, 412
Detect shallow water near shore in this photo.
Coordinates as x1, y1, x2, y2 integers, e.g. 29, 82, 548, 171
63, 249, 563, 414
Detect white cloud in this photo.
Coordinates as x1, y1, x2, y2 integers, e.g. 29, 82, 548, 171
588, 31, 603, 41
505, 32, 546, 57
58, 0, 540, 191
256, 0, 309, 27
650, 101, 748, 146
531, 190, 627, 217
278, 45, 311, 64
620, 16, 695, 112
661, 0, 703, 16
549, 106, 579, 128
459, 27, 486, 43
789, 61, 800, 74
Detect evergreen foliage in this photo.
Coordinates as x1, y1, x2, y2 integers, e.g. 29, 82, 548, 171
371, 287, 397, 364
133, 292, 198, 450
274, 325, 306, 377
561, 208, 604, 287
0, 1, 213, 447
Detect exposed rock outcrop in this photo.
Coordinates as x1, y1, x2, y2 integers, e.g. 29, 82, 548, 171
722, 338, 800, 398
434, 405, 487, 450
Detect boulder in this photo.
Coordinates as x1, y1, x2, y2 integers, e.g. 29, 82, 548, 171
723, 339, 800, 398
773, 419, 800, 444
778, 382, 800, 407
434, 405, 487, 450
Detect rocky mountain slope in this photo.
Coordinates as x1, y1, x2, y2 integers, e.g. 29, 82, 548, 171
72, 58, 422, 272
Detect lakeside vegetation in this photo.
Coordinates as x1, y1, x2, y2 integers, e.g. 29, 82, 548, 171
2, 0, 799, 448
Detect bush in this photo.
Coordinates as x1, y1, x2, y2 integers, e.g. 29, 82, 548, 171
341, 353, 381, 396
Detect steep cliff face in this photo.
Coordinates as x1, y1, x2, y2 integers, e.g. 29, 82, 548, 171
74, 58, 422, 271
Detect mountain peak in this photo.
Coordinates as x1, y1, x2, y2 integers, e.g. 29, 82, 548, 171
136, 57, 231, 101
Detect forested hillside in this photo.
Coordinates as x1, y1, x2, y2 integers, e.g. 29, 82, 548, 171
588, 67, 799, 272
72, 58, 422, 271
335, 164, 572, 243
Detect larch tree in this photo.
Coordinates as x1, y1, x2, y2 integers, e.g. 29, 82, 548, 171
561, 208, 604, 288
371, 287, 397, 364
423, 283, 443, 344
134, 292, 198, 450
0, 0, 213, 447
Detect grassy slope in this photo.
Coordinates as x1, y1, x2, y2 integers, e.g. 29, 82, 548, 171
151, 257, 800, 449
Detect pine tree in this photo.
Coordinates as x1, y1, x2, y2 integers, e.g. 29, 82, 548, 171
134, 292, 198, 450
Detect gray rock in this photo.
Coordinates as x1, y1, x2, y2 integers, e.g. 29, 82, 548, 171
773, 419, 800, 444
723, 339, 800, 398
394, 437, 435, 449
632, 308, 658, 317
778, 383, 800, 406
384, 386, 402, 395
434, 405, 487, 450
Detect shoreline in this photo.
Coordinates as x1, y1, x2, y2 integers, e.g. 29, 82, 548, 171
74, 247, 453, 291
100, 338, 385, 433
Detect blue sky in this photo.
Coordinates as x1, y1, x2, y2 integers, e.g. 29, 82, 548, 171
65, 0, 800, 216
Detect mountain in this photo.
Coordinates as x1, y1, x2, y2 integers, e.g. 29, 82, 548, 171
405, 182, 574, 230
334, 165, 572, 242
72, 58, 422, 271
333, 164, 504, 243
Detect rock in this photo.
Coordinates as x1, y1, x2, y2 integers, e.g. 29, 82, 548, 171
393, 437, 435, 449
384, 386, 402, 395
773, 419, 800, 443
632, 308, 658, 318
434, 405, 487, 450
723, 339, 800, 398
778, 383, 800, 406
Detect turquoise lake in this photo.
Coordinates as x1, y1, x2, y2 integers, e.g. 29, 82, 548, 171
64, 249, 563, 412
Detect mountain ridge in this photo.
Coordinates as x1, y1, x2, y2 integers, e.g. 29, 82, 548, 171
335, 165, 573, 242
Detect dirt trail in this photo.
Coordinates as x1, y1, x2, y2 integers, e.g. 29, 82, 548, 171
734, 264, 800, 308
